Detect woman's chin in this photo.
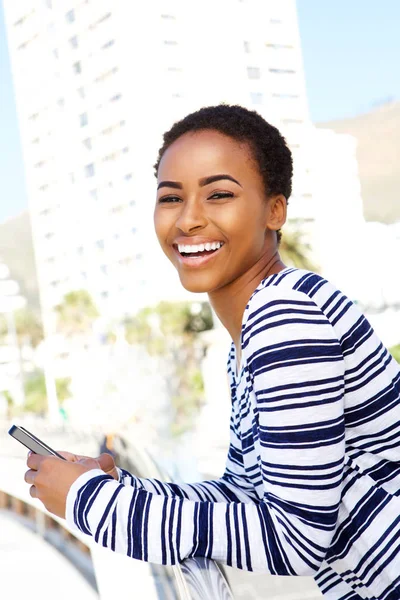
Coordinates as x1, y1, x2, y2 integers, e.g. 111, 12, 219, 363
178, 274, 214, 294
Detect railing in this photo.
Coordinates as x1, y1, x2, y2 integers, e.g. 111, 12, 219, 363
0, 422, 233, 600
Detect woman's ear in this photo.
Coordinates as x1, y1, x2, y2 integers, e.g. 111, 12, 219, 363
266, 194, 287, 232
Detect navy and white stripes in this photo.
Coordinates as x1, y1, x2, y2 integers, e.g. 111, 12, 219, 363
66, 268, 400, 599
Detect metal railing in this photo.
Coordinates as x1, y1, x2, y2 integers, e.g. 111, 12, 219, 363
0, 421, 233, 600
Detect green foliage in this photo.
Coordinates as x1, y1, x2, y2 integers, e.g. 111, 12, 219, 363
390, 345, 400, 363
0, 307, 44, 348
280, 227, 318, 272
124, 301, 213, 437
54, 289, 99, 337
20, 372, 71, 415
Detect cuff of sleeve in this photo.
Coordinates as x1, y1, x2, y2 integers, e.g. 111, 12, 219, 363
66, 468, 105, 532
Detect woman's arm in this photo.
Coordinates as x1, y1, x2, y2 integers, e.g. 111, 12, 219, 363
65, 289, 345, 575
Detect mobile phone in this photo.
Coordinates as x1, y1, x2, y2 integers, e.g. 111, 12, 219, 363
8, 425, 66, 459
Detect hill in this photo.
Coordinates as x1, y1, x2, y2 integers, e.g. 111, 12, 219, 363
318, 100, 400, 223
0, 211, 40, 313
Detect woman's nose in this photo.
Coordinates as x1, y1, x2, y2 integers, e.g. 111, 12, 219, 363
175, 200, 207, 233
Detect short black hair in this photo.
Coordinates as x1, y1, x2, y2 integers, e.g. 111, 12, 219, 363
154, 104, 293, 242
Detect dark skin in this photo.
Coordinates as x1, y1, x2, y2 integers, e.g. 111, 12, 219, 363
24, 129, 288, 517
154, 130, 287, 365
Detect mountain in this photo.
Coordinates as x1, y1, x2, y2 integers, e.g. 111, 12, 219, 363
318, 100, 400, 223
0, 211, 40, 313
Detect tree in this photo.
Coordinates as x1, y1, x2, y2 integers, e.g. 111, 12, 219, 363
54, 289, 99, 338
7, 371, 71, 415
0, 307, 44, 348
124, 301, 213, 437
280, 226, 318, 272
390, 345, 400, 364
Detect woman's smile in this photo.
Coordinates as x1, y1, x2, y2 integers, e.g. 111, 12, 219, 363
154, 129, 283, 296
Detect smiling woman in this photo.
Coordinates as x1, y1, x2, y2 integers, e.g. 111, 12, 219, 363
24, 105, 400, 600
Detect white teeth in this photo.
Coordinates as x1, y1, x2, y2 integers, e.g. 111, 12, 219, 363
177, 242, 223, 254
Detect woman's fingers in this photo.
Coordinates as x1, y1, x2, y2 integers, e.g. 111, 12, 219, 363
56, 451, 80, 462
24, 469, 36, 485
96, 453, 119, 479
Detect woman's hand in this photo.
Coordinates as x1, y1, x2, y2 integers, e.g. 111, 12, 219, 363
24, 453, 101, 518
58, 451, 119, 481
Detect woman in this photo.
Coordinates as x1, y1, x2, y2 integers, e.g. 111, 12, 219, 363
25, 105, 400, 599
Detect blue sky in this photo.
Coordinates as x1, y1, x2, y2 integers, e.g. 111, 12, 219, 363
1, 0, 399, 223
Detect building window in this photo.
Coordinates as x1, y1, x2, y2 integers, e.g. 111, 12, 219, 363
110, 93, 122, 102
79, 112, 88, 127
45, 232, 54, 240
131, 227, 137, 234
243, 41, 250, 53
89, 189, 97, 200
266, 43, 293, 50
57, 97, 65, 107
269, 68, 296, 74
77, 86, 85, 98
250, 92, 263, 105
83, 138, 92, 150
45, 0, 52, 8
69, 172, 75, 183
84, 163, 95, 177
129, 200, 136, 207
77, 246, 84, 255
73, 61, 82, 74
100, 265, 107, 274
95, 66, 118, 83
66, 9, 75, 23
69, 35, 78, 49
247, 66, 260, 79
52, 48, 59, 59
272, 92, 300, 99
172, 93, 183, 98
96, 240, 104, 249
282, 118, 303, 124
124, 173, 132, 181
122, 146, 129, 154
161, 14, 175, 20
164, 40, 178, 46
270, 18, 282, 24
102, 39, 115, 49
167, 66, 182, 72
101, 291, 109, 298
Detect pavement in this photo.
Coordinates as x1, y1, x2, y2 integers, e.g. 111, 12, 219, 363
0, 510, 98, 599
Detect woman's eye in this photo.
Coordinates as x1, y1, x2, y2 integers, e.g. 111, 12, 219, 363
209, 192, 234, 200
158, 195, 181, 204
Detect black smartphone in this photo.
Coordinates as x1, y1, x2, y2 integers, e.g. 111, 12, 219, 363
8, 425, 66, 459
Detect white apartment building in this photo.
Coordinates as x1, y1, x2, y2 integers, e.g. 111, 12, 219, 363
4, 0, 313, 334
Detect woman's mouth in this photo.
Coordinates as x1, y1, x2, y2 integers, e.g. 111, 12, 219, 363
174, 241, 225, 267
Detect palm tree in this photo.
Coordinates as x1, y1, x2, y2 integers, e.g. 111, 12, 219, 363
279, 226, 318, 272
54, 289, 99, 338
0, 307, 43, 348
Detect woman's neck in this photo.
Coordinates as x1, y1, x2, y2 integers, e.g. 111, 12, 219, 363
208, 252, 286, 351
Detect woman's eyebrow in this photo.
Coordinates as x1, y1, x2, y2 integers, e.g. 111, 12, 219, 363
157, 180, 183, 190
157, 174, 242, 190
199, 174, 242, 187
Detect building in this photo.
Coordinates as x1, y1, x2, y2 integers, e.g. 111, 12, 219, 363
3, 0, 313, 336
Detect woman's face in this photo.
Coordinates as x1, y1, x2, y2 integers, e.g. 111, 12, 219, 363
154, 129, 284, 294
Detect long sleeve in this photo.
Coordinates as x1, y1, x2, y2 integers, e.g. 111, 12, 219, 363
66, 287, 345, 574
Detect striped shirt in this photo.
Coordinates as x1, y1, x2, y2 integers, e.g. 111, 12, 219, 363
66, 268, 400, 599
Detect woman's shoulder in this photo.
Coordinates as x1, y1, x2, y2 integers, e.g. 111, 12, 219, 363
247, 267, 344, 315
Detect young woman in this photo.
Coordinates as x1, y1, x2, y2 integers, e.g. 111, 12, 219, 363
25, 105, 400, 599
